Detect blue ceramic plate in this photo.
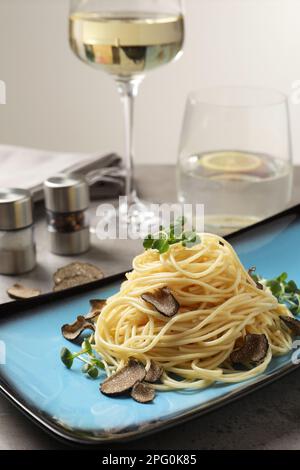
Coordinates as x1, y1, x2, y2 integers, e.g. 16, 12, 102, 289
1, 205, 300, 445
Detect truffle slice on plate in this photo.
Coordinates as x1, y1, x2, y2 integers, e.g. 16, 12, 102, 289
145, 360, 164, 383
7, 284, 41, 300
61, 315, 95, 341
280, 315, 300, 336
230, 334, 269, 364
53, 262, 104, 291
131, 382, 155, 404
85, 299, 106, 321
100, 359, 146, 397
141, 287, 180, 317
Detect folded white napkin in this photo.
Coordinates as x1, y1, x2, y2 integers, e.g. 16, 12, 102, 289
0, 145, 124, 201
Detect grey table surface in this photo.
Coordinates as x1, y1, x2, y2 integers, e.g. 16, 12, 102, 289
1, 164, 300, 450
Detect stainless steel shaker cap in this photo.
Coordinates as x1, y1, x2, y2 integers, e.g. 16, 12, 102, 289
43, 174, 90, 213
0, 188, 33, 230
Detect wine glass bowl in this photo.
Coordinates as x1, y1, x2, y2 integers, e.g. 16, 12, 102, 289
69, 10, 184, 79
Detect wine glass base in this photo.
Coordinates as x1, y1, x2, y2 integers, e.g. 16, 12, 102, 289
204, 214, 261, 237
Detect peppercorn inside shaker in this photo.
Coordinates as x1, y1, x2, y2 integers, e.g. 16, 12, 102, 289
0, 188, 36, 275
44, 174, 90, 255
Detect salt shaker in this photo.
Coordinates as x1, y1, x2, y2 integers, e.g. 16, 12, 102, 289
44, 174, 90, 255
0, 188, 36, 275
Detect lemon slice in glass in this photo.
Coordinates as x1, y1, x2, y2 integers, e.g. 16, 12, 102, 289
200, 151, 261, 173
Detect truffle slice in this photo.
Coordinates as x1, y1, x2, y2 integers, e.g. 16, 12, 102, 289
7, 284, 41, 300
61, 299, 105, 342
85, 299, 106, 321
280, 316, 300, 336
100, 359, 146, 397
54, 276, 92, 292
256, 282, 264, 291
53, 262, 104, 291
145, 360, 164, 383
141, 287, 180, 317
230, 334, 269, 364
131, 382, 155, 403
54, 262, 104, 284
61, 315, 95, 341
248, 267, 264, 290
248, 266, 256, 277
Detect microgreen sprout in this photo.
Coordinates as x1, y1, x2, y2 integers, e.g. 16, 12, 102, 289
249, 269, 300, 316
143, 217, 201, 254
60, 339, 104, 379
60, 347, 74, 369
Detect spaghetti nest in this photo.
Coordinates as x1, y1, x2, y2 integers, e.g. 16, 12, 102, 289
94, 234, 293, 390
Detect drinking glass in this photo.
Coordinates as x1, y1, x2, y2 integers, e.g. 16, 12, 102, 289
177, 87, 293, 236
69, 0, 184, 229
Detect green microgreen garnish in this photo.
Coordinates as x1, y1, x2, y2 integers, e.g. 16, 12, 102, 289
143, 217, 201, 254
60, 347, 74, 369
60, 339, 104, 379
249, 269, 300, 316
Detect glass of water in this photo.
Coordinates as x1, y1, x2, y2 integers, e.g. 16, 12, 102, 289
177, 87, 293, 236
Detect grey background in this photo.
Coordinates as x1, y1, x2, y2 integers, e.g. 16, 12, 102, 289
1, 0, 300, 166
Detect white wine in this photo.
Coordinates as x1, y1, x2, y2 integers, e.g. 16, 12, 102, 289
177, 150, 293, 236
69, 12, 184, 78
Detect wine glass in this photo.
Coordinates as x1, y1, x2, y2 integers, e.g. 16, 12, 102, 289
177, 87, 293, 236
69, 0, 184, 231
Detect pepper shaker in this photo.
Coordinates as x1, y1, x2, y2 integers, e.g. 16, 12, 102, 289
0, 188, 36, 275
44, 174, 90, 255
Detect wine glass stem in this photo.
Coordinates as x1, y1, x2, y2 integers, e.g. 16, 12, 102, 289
117, 79, 142, 206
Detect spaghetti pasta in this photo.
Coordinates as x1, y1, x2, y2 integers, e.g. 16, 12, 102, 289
94, 233, 293, 390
